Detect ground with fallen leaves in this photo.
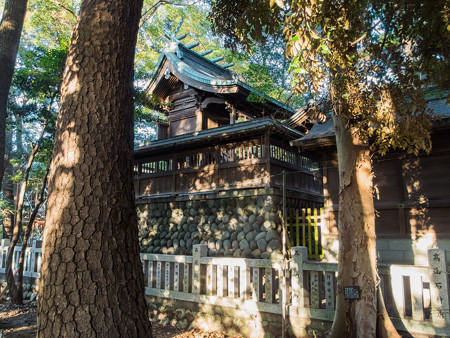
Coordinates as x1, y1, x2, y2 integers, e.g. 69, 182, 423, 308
0, 300, 228, 337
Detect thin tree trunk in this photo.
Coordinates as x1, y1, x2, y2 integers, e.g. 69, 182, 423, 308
6, 122, 46, 304
38, 0, 151, 336
0, 0, 28, 191
328, 112, 378, 337
16, 163, 50, 304
2, 125, 14, 238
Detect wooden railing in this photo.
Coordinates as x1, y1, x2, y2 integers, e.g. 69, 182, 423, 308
1, 240, 448, 336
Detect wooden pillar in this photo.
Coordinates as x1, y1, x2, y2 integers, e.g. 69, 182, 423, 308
230, 106, 236, 124
195, 108, 203, 131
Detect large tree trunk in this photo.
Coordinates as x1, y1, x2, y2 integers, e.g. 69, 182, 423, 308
328, 113, 378, 337
0, 0, 28, 191
37, 0, 151, 336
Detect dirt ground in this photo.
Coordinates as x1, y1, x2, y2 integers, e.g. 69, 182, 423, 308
0, 300, 228, 337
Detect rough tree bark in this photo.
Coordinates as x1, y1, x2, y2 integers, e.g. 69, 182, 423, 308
0, 0, 28, 191
37, 0, 151, 336
329, 111, 400, 338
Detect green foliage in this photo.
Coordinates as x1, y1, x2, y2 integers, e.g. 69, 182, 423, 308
209, 0, 450, 156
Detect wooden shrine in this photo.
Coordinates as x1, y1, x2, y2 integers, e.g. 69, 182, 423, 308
133, 39, 323, 207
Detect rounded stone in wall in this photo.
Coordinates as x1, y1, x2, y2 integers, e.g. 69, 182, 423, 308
257, 239, 267, 251
251, 249, 262, 258
224, 249, 234, 257
184, 232, 190, 241
208, 249, 215, 257
217, 248, 225, 256
266, 229, 280, 242
180, 239, 185, 248
208, 240, 215, 250
245, 231, 256, 242
223, 239, 231, 250
248, 214, 256, 225
232, 240, 239, 250
222, 214, 231, 224
192, 239, 200, 246
266, 239, 281, 253
207, 199, 215, 209
242, 249, 252, 258
216, 240, 222, 250
167, 239, 172, 247
249, 240, 257, 251
230, 231, 238, 242
261, 252, 270, 259
211, 223, 219, 232
243, 223, 252, 234
237, 232, 245, 242
221, 231, 231, 241
239, 239, 249, 251
186, 239, 192, 249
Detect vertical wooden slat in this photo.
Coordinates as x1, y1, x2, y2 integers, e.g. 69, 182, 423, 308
390, 268, 405, 318
156, 261, 162, 289
206, 264, 213, 295
410, 275, 424, 321
217, 264, 224, 297
174, 262, 180, 292
301, 210, 306, 248
265, 268, 273, 303
253, 267, 260, 302
325, 272, 335, 310
310, 271, 320, 308
148, 261, 154, 288
240, 266, 249, 300
183, 263, 189, 293
165, 262, 171, 290
313, 208, 319, 257
228, 265, 235, 298
296, 209, 300, 247
307, 208, 312, 255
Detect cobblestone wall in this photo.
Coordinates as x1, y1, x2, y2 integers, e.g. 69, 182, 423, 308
137, 192, 285, 259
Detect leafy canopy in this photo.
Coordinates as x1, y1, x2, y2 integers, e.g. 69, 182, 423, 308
210, 0, 450, 155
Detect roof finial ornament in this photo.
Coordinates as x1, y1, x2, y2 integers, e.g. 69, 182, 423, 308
163, 17, 187, 43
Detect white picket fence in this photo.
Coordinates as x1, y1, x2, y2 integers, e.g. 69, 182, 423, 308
0, 239, 449, 336
0, 239, 41, 278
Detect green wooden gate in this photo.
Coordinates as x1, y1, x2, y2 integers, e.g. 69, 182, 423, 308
287, 208, 323, 259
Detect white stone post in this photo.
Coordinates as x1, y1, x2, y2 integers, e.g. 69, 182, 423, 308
192, 244, 207, 295
291, 246, 308, 308
428, 248, 450, 325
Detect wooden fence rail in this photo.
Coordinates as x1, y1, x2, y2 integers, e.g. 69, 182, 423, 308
0, 240, 448, 336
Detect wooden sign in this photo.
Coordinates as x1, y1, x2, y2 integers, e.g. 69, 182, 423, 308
344, 286, 360, 300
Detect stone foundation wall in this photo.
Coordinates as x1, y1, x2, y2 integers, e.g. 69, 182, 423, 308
137, 190, 290, 259
145, 295, 331, 337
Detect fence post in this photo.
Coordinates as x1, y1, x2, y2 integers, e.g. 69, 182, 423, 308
428, 248, 450, 325
192, 244, 207, 295
291, 246, 308, 308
